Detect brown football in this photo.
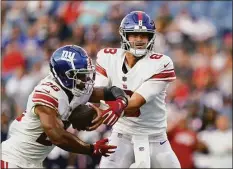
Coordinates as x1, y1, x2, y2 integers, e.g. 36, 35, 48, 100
68, 104, 97, 130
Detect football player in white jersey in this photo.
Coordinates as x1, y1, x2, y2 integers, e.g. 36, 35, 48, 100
95, 11, 181, 168
1, 45, 129, 168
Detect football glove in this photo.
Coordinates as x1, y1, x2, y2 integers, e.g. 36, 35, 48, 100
91, 138, 117, 157
100, 99, 127, 126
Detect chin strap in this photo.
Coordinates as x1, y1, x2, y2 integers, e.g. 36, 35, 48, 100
129, 48, 147, 58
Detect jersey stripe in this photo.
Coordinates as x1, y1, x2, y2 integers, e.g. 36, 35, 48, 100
96, 63, 107, 77
32, 99, 58, 110
34, 90, 58, 101
1, 160, 4, 169
150, 70, 176, 81
32, 92, 58, 109
1, 160, 8, 169
161, 69, 174, 72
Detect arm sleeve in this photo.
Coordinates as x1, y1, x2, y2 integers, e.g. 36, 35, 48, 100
94, 49, 111, 87
135, 80, 169, 102
32, 82, 60, 112
149, 57, 176, 82
95, 73, 110, 87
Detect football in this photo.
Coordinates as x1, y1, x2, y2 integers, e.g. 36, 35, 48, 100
68, 104, 97, 130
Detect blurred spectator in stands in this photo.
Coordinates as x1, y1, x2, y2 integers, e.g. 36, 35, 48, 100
216, 49, 232, 97
125, 1, 147, 13
35, 15, 50, 46
222, 32, 232, 51
100, 3, 125, 47
220, 95, 232, 126
84, 24, 101, 45
2, 41, 26, 80
168, 116, 208, 168
84, 43, 100, 63
23, 22, 44, 65
26, 1, 54, 24
1, 79, 17, 142
2, 21, 27, 51
153, 32, 167, 54
71, 24, 85, 46
199, 107, 218, 131
77, 1, 110, 27
186, 102, 203, 132
5, 62, 41, 114
167, 77, 190, 108
58, 1, 82, 26
48, 16, 72, 43
155, 2, 173, 35
40, 46, 53, 77
195, 115, 232, 168
1, 1, 7, 29
1, 1, 27, 46
190, 42, 216, 71
172, 47, 193, 84
153, 2, 173, 54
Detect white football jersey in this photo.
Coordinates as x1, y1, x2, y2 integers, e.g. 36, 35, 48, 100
1, 74, 92, 168
95, 48, 176, 135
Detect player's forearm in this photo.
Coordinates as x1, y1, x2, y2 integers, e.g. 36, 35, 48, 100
89, 87, 105, 103
124, 107, 140, 116
56, 132, 93, 155
46, 128, 93, 155
89, 86, 128, 104
123, 96, 145, 117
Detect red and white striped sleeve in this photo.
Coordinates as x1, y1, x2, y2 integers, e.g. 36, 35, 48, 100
149, 57, 176, 82
150, 69, 176, 82
96, 63, 107, 78
32, 89, 59, 111
94, 49, 111, 87
95, 49, 109, 78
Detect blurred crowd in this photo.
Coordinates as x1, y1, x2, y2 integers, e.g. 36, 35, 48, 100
1, 1, 232, 168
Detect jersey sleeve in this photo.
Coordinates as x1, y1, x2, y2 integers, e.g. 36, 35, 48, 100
95, 49, 111, 87
135, 80, 169, 102
32, 82, 61, 112
149, 56, 176, 82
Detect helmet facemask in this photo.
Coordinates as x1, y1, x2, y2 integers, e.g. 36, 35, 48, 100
120, 29, 156, 58
52, 65, 95, 97
66, 67, 95, 97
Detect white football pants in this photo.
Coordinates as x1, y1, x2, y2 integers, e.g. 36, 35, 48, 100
99, 132, 181, 168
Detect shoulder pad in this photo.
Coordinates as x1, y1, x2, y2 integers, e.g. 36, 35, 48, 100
148, 53, 176, 82
32, 80, 62, 111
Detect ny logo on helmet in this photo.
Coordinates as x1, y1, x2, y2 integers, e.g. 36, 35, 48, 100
61, 50, 76, 62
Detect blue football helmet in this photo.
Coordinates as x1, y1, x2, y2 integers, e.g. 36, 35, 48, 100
50, 45, 95, 96
119, 11, 156, 57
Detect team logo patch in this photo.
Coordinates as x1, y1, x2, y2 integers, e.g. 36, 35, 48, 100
122, 76, 127, 81
61, 50, 76, 62
139, 147, 144, 151
117, 133, 123, 138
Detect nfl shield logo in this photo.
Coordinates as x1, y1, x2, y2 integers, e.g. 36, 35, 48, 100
139, 147, 144, 151
122, 76, 127, 81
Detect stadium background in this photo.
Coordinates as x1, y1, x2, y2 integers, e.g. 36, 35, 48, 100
1, 1, 232, 168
